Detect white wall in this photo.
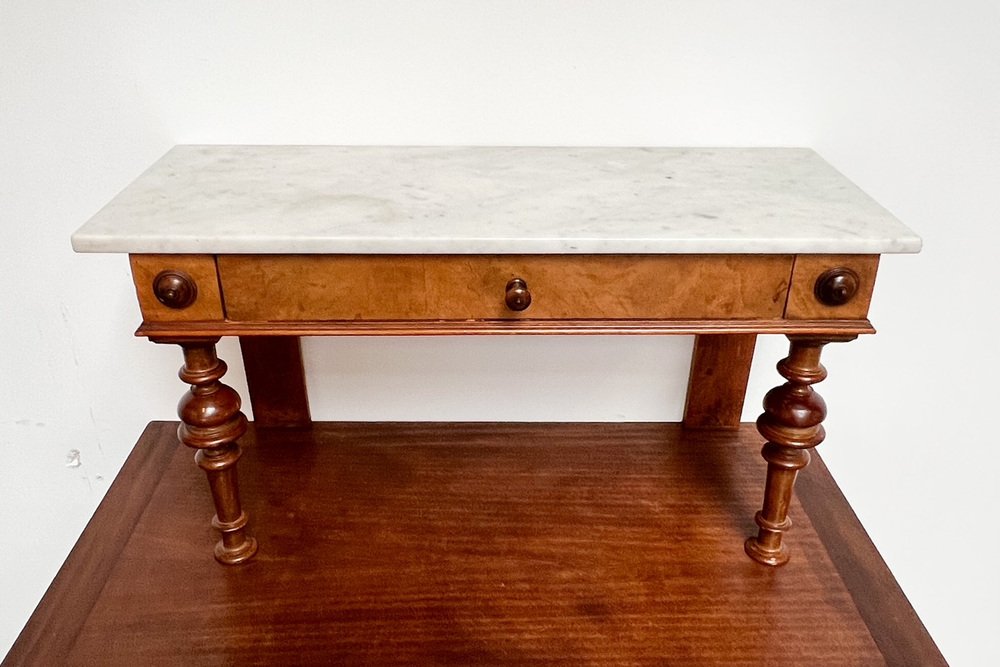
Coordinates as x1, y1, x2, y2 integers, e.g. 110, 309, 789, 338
2, 2, 997, 663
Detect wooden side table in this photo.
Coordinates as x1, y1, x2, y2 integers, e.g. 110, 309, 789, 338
72, 146, 921, 568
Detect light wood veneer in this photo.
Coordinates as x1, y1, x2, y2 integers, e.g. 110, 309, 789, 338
217, 254, 793, 321
129, 253, 879, 327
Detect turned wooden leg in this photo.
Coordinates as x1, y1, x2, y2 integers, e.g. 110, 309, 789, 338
744, 335, 854, 566
175, 339, 258, 565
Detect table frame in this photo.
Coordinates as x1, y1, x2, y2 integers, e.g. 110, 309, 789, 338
134, 250, 879, 568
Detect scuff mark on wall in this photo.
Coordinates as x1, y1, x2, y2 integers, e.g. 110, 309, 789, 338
65, 449, 81, 468
88, 408, 105, 457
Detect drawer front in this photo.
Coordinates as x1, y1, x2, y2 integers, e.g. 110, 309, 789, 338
218, 255, 793, 322
784, 255, 879, 320
130, 254, 225, 322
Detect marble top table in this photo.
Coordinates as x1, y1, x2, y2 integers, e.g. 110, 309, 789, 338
72, 146, 920, 570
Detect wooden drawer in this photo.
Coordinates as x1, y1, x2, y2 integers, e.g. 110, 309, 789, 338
130, 254, 225, 322
217, 255, 793, 322
785, 255, 879, 320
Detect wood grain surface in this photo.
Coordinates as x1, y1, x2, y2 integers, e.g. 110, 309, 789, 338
136, 317, 877, 339
217, 254, 793, 321
239, 336, 312, 427
6, 423, 945, 666
799, 453, 947, 666
683, 334, 757, 429
785, 254, 879, 320
129, 254, 225, 322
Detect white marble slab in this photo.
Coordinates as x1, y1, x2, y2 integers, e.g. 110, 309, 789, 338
71, 146, 921, 254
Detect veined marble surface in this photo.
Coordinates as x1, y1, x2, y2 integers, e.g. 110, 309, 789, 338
72, 146, 921, 254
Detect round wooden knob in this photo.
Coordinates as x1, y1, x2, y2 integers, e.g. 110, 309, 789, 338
153, 269, 198, 309
814, 267, 860, 306
504, 278, 532, 311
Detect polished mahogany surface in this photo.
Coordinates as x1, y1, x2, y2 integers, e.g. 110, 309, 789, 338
6, 422, 944, 666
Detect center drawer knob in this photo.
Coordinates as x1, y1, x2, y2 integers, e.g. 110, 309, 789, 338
504, 278, 532, 311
